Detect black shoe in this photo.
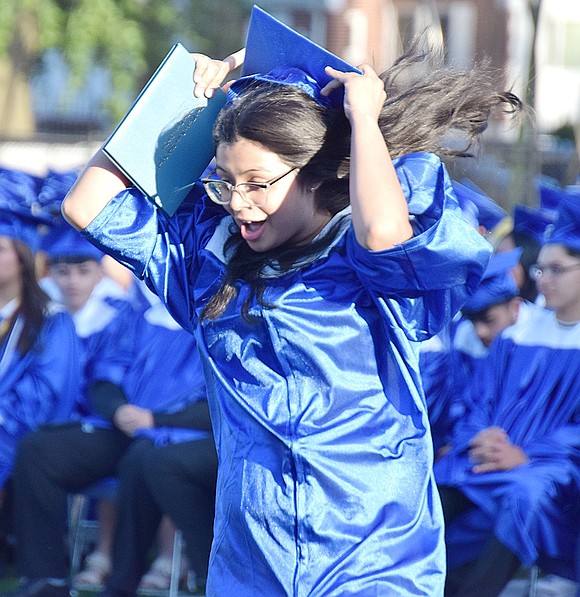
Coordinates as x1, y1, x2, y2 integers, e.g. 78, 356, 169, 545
6, 578, 71, 597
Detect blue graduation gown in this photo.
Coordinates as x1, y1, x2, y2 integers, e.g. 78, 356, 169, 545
83, 152, 491, 596
0, 306, 81, 486
72, 293, 137, 417
435, 308, 580, 578
81, 299, 209, 447
419, 329, 456, 452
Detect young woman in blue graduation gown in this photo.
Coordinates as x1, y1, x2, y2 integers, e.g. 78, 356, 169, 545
435, 194, 580, 595
0, 208, 81, 490
62, 48, 522, 596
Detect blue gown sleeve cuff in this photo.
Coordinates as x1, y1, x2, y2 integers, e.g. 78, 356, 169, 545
82, 188, 159, 279
346, 152, 491, 297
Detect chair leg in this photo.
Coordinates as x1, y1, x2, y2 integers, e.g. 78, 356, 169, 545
528, 565, 539, 597
169, 529, 183, 597
69, 494, 89, 597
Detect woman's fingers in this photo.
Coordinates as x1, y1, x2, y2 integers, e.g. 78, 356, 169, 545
320, 65, 363, 96
191, 50, 245, 98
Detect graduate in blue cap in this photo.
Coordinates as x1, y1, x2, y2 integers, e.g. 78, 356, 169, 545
0, 196, 81, 509
424, 249, 524, 456
41, 217, 108, 313
493, 204, 556, 304
435, 193, 580, 595
459, 248, 523, 346
61, 8, 523, 596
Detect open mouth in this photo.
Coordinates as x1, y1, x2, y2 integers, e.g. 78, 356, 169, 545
240, 220, 266, 242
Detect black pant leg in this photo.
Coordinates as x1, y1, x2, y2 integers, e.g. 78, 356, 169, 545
452, 535, 521, 597
13, 423, 131, 579
438, 485, 474, 525
106, 438, 163, 596
143, 438, 218, 583
439, 485, 522, 597
438, 485, 478, 595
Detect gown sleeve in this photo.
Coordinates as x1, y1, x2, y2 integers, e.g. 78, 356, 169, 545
84, 153, 492, 340
0, 309, 82, 436
82, 184, 214, 333
346, 152, 492, 340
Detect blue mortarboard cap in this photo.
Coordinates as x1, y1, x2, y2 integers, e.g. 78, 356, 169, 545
237, 5, 361, 107
454, 180, 508, 231
512, 205, 555, 245
0, 197, 51, 251
544, 194, 580, 252
36, 169, 79, 218
462, 247, 522, 314
41, 216, 103, 262
0, 167, 44, 207
535, 176, 565, 214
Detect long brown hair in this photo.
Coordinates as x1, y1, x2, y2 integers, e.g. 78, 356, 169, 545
1, 239, 51, 355
201, 46, 524, 321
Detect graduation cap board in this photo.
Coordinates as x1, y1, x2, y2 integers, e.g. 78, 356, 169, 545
462, 248, 522, 315
41, 216, 104, 262
0, 197, 51, 252
241, 5, 361, 105
102, 5, 357, 217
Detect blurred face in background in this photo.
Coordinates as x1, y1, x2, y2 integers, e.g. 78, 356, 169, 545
49, 259, 103, 313
0, 236, 21, 293
535, 244, 580, 323
468, 298, 521, 347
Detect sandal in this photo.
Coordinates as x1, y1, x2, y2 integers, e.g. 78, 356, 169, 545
73, 550, 111, 590
137, 554, 189, 594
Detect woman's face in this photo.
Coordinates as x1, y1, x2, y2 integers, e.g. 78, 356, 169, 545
0, 236, 21, 288
215, 139, 331, 253
536, 244, 580, 322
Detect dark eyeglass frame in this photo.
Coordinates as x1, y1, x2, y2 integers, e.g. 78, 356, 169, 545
201, 167, 299, 207
529, 262, 580, 280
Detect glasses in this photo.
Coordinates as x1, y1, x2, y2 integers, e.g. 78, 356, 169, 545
529, 262, 580, 280
201, 167, 299, 207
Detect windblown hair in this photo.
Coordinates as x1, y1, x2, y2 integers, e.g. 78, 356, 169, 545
201, 46, 524, 321
1, 239, 51, 354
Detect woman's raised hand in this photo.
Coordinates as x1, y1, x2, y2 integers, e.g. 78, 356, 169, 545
321, 64, 386, 123
191, 48, 245, 98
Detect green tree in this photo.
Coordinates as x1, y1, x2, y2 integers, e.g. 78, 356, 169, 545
0, 0, 249, 137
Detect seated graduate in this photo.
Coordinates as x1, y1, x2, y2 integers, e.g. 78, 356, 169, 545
0, 196, 81, 492
419, 193, 507, 454
98, 305, 217, 596
495, 203, 556, 305
451, 208, 554, 403
41, 216, 138, 416
434, 193, 580, 597
39, 216, 137, 590
10, 280, 212, 597
450, 248, 524, 400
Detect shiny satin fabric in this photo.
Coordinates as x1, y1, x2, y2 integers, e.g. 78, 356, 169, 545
83, 152, 492, 596
72, 296, 136, 418
436, 308, 580, 579
0, 308, 82, 487
80, 301, 209, 447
